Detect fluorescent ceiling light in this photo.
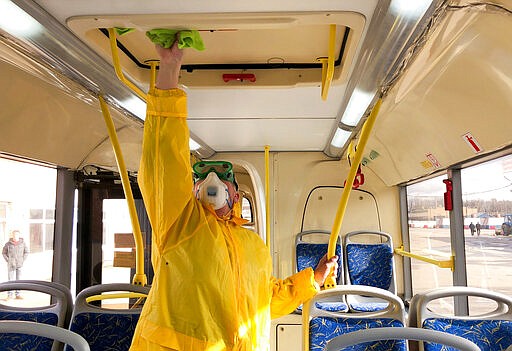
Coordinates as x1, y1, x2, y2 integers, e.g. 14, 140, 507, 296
340, 89, 375, 127
0, 0, 43, 37
118, 96, 147, 121
390, 0, 432, 18
331, 128, 352, 148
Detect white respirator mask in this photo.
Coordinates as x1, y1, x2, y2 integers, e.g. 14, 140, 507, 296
195, 171, 230, 210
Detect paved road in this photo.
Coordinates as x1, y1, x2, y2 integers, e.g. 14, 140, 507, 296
409, 227, 512, 314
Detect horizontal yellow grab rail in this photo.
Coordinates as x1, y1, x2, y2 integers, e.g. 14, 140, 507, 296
85, 292, 148, 303
395, 245, 454, 270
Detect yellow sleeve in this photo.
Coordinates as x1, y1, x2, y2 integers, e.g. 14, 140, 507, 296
138, 88, 192, 251
270, 267, 319, 319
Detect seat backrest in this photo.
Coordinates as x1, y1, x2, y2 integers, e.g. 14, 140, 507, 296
295, 230, 343, 284
302, 285, 406, 351
324, 327, 480, 351
67, 283, 150, 351
0, 320, 90, 351
344, 230, 396, 292
0, 280, 73, 351
409, 286, 512, 351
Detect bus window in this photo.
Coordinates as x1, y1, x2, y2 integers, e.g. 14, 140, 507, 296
461, 154, 512, 308
0, 157, 56, 304
242, 196, 254, 230
241, 196, 253, 223
407, 175, 454, 313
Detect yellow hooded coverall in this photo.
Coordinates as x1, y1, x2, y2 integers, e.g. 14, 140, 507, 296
130, 88, 319, 351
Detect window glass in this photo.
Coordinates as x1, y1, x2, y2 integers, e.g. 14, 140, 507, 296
45, 209, 55, 220
407, 175, 453, 310
242, 197, 253, 222
29, 209, 43, 219
0, 157, 56, 304
462, 154, 512, 309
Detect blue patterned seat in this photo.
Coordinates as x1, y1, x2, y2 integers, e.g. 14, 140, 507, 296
409, 286, 512, 351
66, 283, 149, 351
344, 231, 396, 312
0, 280, 72, 351
303, 285, 406, 351
295, 230, 347, 313
310, 317, 405, 351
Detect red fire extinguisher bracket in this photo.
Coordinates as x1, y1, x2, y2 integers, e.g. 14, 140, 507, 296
443, 179, 453, 211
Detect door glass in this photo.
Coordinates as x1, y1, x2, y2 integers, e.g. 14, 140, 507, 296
407, 175, 453, 312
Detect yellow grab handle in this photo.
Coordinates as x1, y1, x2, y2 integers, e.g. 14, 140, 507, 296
99, 96, 147, 286
319, 24, 336, 101
324, 98, 382, 289
395, 246, 454, 270
108, 28, 146, 101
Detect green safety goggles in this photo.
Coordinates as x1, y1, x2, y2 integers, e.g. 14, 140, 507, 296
192, 161, 236, 182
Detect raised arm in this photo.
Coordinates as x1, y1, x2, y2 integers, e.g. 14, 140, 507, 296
138, 39, 192, 251
155, 42, 183, 89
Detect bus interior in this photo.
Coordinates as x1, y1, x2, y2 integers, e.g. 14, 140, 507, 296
0, 0, 512, 350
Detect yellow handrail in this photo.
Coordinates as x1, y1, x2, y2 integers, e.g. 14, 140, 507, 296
99, 96, 147, 286
107, 28, 146, 101
85, 292, 147, 303
264, 145, 271, 249
394, 245, 454, 270
324, 98, 382, 289
319, 24, 336, 101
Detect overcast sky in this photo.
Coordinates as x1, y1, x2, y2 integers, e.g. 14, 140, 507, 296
408, 154, 512, 201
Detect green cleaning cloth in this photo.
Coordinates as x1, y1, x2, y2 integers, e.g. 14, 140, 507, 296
146, 29, 205, 51
115, 27, 135, 36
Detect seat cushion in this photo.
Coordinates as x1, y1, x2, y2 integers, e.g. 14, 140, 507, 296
309, 317, 405, 351
68, 312, 141, 351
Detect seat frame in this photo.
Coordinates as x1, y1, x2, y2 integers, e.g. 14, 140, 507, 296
324, 327, 480, 351
0, 280, 73, 351
67, 283, 150, 351
302, 285, 406, 351
0, 320, 90, 351
409, 286, 512, 351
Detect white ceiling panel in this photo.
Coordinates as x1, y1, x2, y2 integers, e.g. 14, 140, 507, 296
188, 118, 334, 151
187, 85, 346, 119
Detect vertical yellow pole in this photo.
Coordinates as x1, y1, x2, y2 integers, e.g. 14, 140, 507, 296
265, 145, 271, 249
99, 95, 147, 286
323, 98, 382, 289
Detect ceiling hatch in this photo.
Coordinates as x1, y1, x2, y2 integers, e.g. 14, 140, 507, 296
67, 12, 365, 89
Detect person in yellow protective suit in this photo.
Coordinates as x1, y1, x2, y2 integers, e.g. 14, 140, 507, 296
130, 38, 338, 351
